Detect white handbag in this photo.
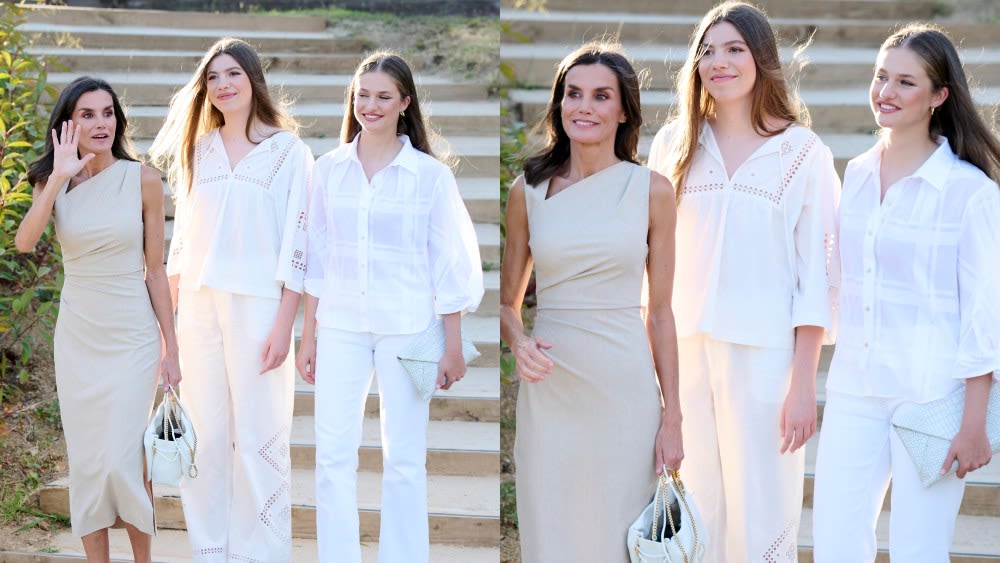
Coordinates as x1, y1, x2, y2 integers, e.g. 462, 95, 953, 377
144, 386, 199, 486
891, 383, 1000, 487
397, 319, 480, 400
627, 469, 707, 563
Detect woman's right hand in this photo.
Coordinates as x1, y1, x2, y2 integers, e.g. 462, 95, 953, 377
296, 336, 317, 384
513, 335, 553, 383
51, 120, 95, 181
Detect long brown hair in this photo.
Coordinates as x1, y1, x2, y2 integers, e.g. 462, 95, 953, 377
148, 37, 299, 194
881, 23, 1000, 184
27, 76, 138, 187
669, 1, 806, 196
341, 51, 435, 158
522, 41, 643, 186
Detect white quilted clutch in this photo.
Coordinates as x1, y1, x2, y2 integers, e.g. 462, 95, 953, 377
397, 319, 481, 400
891, 383, 1000, 487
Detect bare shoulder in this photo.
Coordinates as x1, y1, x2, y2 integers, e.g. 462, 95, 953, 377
140, 163, 162, 184
509, 174, 527, 200
139, 164, 164, 205
648, 169, 676, 206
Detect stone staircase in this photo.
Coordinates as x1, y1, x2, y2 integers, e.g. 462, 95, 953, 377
3, 5, 500, 562
502, 1, 1000, 561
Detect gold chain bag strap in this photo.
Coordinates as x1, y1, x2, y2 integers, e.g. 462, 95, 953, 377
143, 386, 199, 486
627, 468, 708, 563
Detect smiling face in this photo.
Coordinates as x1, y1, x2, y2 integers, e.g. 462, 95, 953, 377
559, 63, 625, 146
870, 46, 948, 134
697, 21, 757, 106
72, 89, 117, 156
206, 53, 252, 117
352, 70, 411, 136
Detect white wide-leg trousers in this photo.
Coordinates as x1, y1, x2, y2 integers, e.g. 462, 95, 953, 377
177, 287, 294, 563
678, 335, 805, 563
812, 389, 965, 563
314, 328, 430, 563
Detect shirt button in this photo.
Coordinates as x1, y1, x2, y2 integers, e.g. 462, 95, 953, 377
865, 267, 872, 273
865, 306, 871, 312
864, 342, 869, 348
867, 229, 873, 236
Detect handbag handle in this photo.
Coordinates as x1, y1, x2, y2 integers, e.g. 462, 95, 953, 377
162, 386, 199, 478
668, 468, 701, 562
648, 467, 698, 563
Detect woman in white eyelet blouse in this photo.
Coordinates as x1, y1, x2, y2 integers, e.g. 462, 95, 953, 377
295, 52, 483, 563
812, 24, 1000, 562
647, 3, 840, 561
149, 37, 313, 562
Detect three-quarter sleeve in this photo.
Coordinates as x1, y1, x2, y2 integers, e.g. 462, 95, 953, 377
790, 141, 841, 336
165, 188, 187, 277
955, 187, 1000, 380
274, 138, 314, 294
427, 167, 484, 316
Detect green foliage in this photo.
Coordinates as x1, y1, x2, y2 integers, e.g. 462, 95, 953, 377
0, 3, 62, 403
500, 479, 518, 528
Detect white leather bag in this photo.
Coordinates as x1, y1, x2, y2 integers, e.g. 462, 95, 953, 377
627, 469, 707, 563
891, 383, 1000, 487
144, 386, 199, 486
397, 319, 480, 400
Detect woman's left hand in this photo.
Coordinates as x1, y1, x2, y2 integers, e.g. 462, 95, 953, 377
943, 426, 992, 479
779, 384, 817, 454
160, 349, 182, 388
260, 325, 291, 374
655, 412, 684, 473
437, 348, 467, 391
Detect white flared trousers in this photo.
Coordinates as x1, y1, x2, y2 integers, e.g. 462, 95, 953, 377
812, 390, 965, 562
177, 287, 295, 563
314, 328, 430, 563
678, 335, 805, 563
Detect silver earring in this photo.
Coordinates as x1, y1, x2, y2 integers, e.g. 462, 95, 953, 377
400, 110, 406, 117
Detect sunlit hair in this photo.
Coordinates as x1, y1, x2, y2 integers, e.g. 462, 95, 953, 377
148, 37, 299, 194
668, 1, 806, 197
522, 41, 642, 186
341, 51, 435, 158
880, 23, 1000, 183
27, 76, 137, 187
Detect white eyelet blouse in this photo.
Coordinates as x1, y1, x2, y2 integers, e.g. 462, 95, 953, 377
304, 134, 484, 335
648, 122, 842, 349
166, 129, 314, 298
827, 137, 1000, 402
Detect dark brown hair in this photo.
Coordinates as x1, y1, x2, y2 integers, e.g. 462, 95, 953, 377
523, 41, 642, 186
27, 76, 137, 187
881, 23, 1000, 183
341, 51, 434, 158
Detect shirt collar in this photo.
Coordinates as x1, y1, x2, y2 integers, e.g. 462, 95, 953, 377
332, 133, 420, 175
698, 121, 785, 161
854, 136, 955, 192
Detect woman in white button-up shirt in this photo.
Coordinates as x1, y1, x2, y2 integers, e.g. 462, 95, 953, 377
812, 24, 1000, 562
295, 52, 483, 563
648, 3, 840, 561
149, 38, 313, 562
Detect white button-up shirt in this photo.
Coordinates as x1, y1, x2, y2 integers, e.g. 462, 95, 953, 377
827, 137, 1000, 402
167, 129, 313, 298
304, 134, 483, 334
648, 122, 841, 349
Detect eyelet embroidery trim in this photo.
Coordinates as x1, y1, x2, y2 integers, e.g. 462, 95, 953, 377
258, 481, 292, 545
196, 546, 226, 556
763, 521, 797, 562
824, 232, 836, 278
258, 427, 291, 478
680, 182, 725, 196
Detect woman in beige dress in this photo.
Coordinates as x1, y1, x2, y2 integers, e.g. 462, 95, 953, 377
499, 42, 684, 562
16, 76, 180, 563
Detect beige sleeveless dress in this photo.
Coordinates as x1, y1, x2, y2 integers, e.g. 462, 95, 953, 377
53, 159, 159, 537
515, 162, 662, 562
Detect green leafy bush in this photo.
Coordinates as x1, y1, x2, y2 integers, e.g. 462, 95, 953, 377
0, 3, 62, 404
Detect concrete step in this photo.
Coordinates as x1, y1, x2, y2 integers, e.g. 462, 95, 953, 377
122, 101, 500, 139
294, 365, 501, 422
512, 87, 1000, 136
23, 4, 328, 32
797, 508, 1000, 561
801, 433, 1000, 517
505, 0, 935, 19
501, 9, 999, 47
290, 415, 499, 476
290, 310, 501, 369
500, 42, 1000, 90
12, 528, 500, 562
47, 72, 491, 104
25, 46, 391, 76
37, 469, 500, 546
20, 22, 362, 53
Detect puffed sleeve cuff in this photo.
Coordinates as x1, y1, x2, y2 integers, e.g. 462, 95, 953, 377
274, 137, 313, 295
954, 188, 1000, 380
791, 298, 831, 330
434, 288, 484, 317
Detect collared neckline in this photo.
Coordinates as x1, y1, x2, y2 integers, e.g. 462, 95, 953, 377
698, 121, 791, 171
331, 133, 421, 176
854, 136, 955, 193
